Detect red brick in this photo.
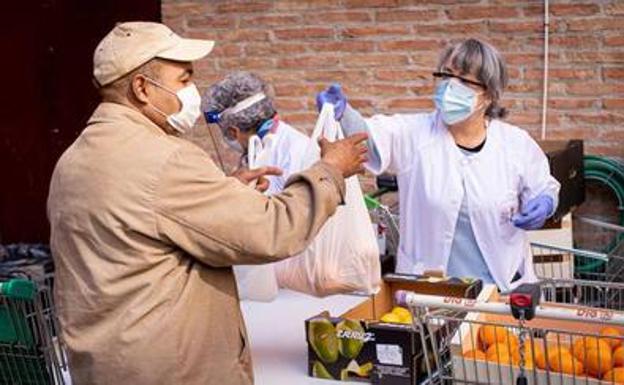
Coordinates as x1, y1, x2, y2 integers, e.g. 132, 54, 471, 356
277, 55, 340, 69
341, 25, 410, 38
413, 22, 484, 35
566, 17, 623, 32
505, 53, 544, 66
399, 0, 480, 3
568, 113, 620, 126
375, 69, 431, 81
186, 15, 237, 30
585, 143, 624, 157
526, 68, 597, 81
272, 0, 340, 11
284, 112, 318, 126
274, 27, 334, 40
566, 83, 624, 95
216, 2, 273, 13
349, 98, 375, 110
261, 71, 306, 83
548, 99, 596, 110
305, 11, 372, 24
548, 127, 604, 140
489, 21, 542, 34
308, 41, 375, 53
240, 14, 302, 27
447, 5, 519, 20
410, 53, 441, 67
564, 51, 624, 64
344, 0, 400, 7
385, 98, 434, 110
376, 9, 441, 22
522, 4, 543, 17
273, 83, 320, 97
342, 54, 409, 67
211, 43, 243, 58
162, 3, 212, 19
543, 36, 602, 48
303, 70, 369, 82
218, 57, 276, 70
605, 2, 624, 15
274, 98, 306, 111
220, 29, 271, 42
550, 3, 600, 16
605, 68, 624, 80
601, 130, 624, 142
353, 83, 411, 96
378, 39, 442, 52
507, 82, 542, 94
244, 43, 307, 56
605, 35, 624, 46
604, 98, 624, 110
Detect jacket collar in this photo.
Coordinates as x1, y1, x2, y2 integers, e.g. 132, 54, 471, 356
88, 102, 168, 136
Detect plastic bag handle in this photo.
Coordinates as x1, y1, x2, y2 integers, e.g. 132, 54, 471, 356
311, 103, 343, 143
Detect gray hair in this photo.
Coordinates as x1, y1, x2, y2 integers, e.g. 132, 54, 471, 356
201, 71, 276, 132
437, 38, 509, 119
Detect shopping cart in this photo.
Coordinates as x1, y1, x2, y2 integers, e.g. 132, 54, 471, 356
0, 245, 67, 385
396, 282, 624, 385
531, 216, 624, 284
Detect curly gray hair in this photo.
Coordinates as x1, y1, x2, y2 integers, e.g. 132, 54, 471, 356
437, 38, 509, 119
201, 71, 276, 132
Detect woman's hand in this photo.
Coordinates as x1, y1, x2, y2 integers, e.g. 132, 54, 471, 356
512, 195, 554, 230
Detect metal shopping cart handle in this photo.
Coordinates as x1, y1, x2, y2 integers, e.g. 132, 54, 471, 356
394, 288, 624, 326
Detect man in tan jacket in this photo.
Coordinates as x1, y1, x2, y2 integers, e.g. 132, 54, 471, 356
47, 22, 368, 385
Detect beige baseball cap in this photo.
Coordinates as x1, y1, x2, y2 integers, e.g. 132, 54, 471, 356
93, 21, 215, 86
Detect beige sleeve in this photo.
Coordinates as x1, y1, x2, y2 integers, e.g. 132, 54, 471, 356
153, 142, 345, 267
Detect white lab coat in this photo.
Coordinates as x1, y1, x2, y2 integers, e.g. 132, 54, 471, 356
262, 121, 311, 193
366, 111, 560, 292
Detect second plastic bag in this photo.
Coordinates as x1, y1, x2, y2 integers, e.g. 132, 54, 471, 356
275, 104, 381, 296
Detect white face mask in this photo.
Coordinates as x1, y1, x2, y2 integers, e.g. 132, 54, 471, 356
144, 76, 202, 134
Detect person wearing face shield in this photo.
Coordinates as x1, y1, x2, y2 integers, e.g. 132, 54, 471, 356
47, 22, 369, 385
202, 71, 312, 194
317, 38, 560, 293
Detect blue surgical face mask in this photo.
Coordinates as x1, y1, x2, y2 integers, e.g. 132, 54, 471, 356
433, 79, 479, 125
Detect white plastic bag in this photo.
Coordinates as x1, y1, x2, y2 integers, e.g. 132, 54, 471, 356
233, 134, 280, 302
274, 104, 381, 296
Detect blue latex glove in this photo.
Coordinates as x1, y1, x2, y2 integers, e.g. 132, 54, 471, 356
512, 195, 554, 230
316, 83, 347, 120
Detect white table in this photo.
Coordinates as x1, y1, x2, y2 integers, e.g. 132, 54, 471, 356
241, 290, 368, 385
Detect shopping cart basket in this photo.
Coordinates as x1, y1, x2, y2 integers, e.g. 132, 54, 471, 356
396, 282, 624, 385
0, 244, 67, 385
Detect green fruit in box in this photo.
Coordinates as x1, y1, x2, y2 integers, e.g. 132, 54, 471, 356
312, 360, 334, 379
337, 319, 365, 359
308, 318, 339, 363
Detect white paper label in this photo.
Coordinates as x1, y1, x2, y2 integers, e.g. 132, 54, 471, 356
376, 344, 403, 366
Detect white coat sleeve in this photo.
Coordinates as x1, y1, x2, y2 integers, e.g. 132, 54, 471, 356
364, 113, 422, 175
519, 132, 561, 216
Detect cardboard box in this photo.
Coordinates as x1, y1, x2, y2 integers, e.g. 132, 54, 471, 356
305, 274, 482, 383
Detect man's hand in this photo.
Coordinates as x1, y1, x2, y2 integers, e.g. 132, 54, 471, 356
319, 132, 369, 178
230, 166, 283, 193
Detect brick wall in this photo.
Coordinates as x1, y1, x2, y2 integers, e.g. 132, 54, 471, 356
162, 0, 623, 172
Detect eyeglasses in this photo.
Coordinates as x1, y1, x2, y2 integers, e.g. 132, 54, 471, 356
432, 71, 486, 89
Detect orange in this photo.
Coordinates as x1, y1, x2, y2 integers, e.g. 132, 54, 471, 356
573, 337, 611, 362
603, 367, 624, 383
464, 349, 486, 361
601, 327, 623, 350
520, 341, 545, 370
614, 346, 624, 367
584, 346, 613, 377
486, 343, 518, 365
478, 325, 518, 350
548, 351, 584, 375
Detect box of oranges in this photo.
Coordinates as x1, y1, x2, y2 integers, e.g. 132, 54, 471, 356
306, 273, 482, 383
452, 286, 624, 384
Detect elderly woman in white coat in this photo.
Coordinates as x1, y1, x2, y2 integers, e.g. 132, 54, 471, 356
317, 38, 560, 292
